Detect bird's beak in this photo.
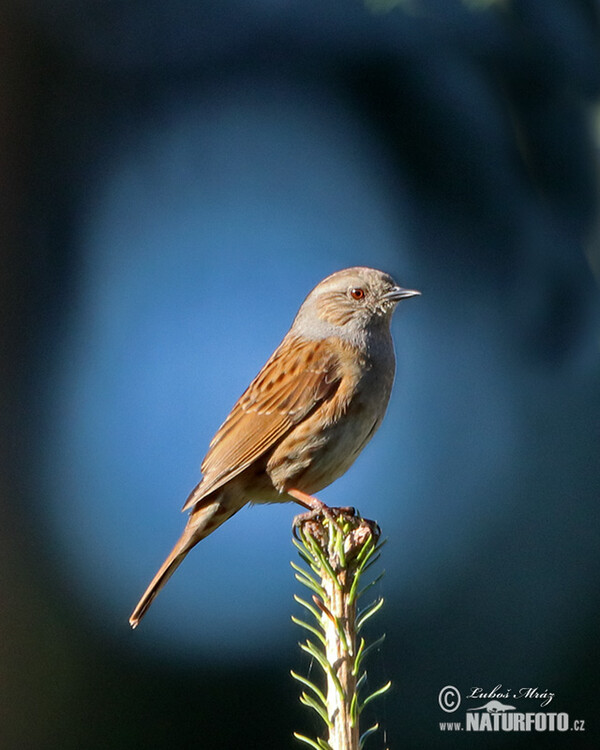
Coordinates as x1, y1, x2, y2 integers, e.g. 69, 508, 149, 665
383, 286, 421, 302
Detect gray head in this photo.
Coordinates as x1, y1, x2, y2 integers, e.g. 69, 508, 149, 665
291, 266, 420, 344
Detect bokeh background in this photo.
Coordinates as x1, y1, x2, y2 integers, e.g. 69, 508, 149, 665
1, 0, 599, 747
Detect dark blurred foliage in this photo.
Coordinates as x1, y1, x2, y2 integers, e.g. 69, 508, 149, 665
1, 1, 599, 748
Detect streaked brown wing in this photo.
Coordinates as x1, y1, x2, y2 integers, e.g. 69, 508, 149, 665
181, 336, 341, 510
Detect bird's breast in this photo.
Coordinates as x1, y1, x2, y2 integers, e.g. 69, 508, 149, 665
264, 338, 395, 497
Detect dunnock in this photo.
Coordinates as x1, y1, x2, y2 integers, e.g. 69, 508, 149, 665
129, 267, 419, 627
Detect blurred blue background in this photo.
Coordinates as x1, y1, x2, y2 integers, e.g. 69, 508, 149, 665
1, 0, 599, 748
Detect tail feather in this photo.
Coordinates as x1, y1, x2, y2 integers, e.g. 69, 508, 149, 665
129, 547, 187, 628
129, 496, 238, 628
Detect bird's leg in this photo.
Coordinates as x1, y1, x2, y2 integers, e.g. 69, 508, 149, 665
287, 488, 327, 511
288, 488, 359, 520
287, 488, 335, 525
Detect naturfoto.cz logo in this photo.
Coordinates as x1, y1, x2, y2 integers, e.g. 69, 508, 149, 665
437, 684, 586, 733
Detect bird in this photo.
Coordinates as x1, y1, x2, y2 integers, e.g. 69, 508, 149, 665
129, 266, 419, 628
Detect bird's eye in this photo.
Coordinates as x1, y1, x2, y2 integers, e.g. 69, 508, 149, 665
350, 287, 365, 300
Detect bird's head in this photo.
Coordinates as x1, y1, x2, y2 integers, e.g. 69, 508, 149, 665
292, 266, 420, 343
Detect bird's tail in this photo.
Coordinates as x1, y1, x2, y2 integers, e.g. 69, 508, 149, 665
129, 493, 239, 628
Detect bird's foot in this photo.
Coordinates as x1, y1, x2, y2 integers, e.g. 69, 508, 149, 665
287, 488, 325, 510
288, 489, 360, 530
288, 488, 335, 525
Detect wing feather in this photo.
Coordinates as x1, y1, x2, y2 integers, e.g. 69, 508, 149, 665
182, 336, 341, 510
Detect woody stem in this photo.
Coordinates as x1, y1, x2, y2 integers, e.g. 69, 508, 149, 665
292, 509, 383, 750
321, 558, 358, 750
